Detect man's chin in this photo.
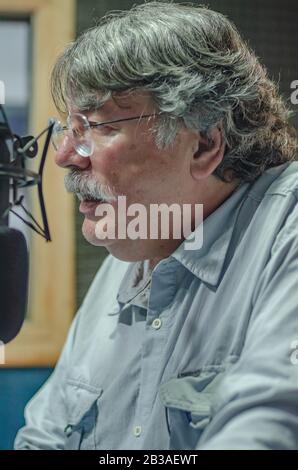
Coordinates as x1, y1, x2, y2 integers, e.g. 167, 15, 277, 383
81, 218, 115, 247
81, 218, 143, 261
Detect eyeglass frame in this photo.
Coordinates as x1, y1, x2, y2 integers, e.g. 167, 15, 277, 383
52, 112, 163, 157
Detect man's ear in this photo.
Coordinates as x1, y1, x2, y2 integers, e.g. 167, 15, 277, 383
190, 126, 225, 181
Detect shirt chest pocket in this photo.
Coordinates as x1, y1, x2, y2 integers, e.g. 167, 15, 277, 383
64, 381, 103, 450
159, 367, 226, 450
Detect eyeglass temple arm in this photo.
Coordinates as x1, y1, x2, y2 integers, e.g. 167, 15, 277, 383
90, 113, 161, 128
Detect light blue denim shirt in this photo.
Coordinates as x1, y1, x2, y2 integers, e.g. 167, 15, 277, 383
15, 162, 298, 450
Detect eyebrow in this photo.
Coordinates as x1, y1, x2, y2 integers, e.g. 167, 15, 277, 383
76, 95, 134, 118
82, 106, 120, 123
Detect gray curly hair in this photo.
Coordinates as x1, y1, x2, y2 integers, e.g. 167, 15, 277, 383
51, 1, 297, 183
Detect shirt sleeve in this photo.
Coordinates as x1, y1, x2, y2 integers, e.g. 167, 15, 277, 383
197, 204, 298, 450
13, 254, 126, 450
14, 309, 82, 450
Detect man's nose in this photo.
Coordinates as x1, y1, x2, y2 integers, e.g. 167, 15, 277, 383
54, 137, 91, 170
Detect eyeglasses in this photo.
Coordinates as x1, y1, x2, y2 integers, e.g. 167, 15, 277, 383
51, 112, 159, 157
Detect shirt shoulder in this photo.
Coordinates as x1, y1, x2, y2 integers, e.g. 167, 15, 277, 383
245, 162, 298, 257
264, 161, 298, 197
263, 162, 298, 253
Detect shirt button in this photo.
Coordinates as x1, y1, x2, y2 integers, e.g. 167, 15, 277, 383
64, 424, 73, 437
152, 318, 162, 330
133, 425, 142, 437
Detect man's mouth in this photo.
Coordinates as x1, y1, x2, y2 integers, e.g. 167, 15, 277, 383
76, 192, 118, 218
79, 198, 106, 216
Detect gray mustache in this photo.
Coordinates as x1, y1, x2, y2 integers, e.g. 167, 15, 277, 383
64, 168, 117, 202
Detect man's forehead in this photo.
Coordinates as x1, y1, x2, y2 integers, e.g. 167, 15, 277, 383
69, 90, 154, 117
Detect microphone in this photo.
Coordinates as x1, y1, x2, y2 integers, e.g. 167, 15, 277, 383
0, 105, 53, 344
0, 226, 28, 344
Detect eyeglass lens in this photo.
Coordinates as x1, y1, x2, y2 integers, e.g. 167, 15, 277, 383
52, 113, 94, 157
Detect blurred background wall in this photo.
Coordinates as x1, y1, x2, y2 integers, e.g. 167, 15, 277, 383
0, 0, 297, 449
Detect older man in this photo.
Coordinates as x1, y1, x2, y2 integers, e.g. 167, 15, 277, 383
15, 2, 298, 450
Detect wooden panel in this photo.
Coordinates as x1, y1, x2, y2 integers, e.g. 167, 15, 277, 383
1, 0, 76, 366
0, 0, 47, 14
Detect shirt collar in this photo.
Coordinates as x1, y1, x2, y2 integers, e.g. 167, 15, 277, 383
117, 259, 151, 308
171, 182, 251, 286
171, 162, 291, 286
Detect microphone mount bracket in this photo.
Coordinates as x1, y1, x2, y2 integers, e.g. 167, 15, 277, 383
0, 105, 54, 241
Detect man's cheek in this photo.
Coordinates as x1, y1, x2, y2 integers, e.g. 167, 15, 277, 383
93, 137, 125, 170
